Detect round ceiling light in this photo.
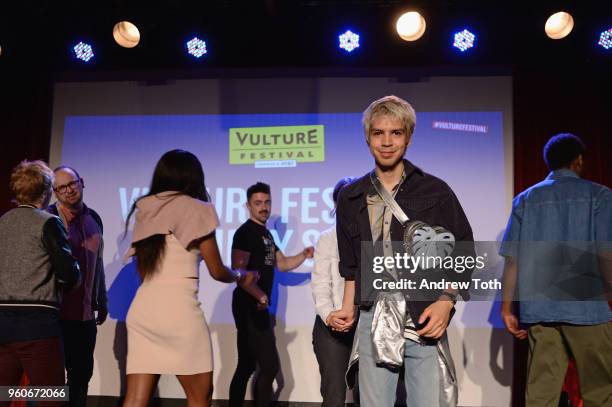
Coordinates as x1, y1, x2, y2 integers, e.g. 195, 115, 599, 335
396, 11, 427, 42
113, 21, 141, 48
545, 11, 574, 40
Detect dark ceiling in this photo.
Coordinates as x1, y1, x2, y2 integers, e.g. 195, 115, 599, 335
0, 1, 611, 74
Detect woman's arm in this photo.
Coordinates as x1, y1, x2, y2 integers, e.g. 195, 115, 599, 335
199, 232, 237, 282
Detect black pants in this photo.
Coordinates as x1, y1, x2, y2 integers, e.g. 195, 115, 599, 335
61, 320, 97, 407
312, 316, 358, 407
229, 299, 280, 407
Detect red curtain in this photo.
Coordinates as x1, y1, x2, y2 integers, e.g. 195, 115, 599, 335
8, 375, 29, 407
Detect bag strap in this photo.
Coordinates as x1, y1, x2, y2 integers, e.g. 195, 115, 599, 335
369, 171, 410, 225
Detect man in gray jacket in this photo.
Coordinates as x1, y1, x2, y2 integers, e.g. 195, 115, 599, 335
0, 160, 80, 402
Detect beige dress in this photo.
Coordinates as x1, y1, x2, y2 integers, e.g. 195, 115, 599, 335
126, 192, 219, 374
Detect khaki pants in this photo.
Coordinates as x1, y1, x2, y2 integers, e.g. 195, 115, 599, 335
526, 322, 612, 407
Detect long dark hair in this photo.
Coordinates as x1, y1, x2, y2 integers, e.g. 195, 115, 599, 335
125, 149, 210, 279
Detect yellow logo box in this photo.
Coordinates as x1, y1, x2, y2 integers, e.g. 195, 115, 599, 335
229, 125, 325, 164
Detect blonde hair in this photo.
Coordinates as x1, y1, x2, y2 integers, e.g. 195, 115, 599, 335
362, 95, 416, 140
9, 160, 54, 205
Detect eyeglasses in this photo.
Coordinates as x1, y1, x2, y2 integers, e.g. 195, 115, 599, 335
53, 179, 81, 194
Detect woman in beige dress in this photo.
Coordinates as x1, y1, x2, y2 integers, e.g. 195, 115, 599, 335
122, 149, 256, 407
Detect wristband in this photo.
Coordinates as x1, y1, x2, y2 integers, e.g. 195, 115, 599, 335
233, 270, 242, 283
440, 290, 457, 304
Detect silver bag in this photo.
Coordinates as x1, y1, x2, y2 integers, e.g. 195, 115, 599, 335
403, 221, 455, 259
437, 332, 459, 407
371, 291, 406, 367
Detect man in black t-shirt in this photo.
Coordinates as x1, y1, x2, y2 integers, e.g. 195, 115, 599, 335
229, 182, 314, 407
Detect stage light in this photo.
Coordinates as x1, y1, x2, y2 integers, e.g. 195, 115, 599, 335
186, 37, 207, 58
73, 42, 94, 62
113, 21, 140, 48
545, 11, 574, 39
396, 11, 426, 42
598, 28, 612, 50
453, 29, 476, 52
338, 30, 360, 52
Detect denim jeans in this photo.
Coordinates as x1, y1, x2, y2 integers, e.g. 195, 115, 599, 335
358, 309, 439, 407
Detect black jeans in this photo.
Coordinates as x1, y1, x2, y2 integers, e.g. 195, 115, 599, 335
229, 299, 280, 407
61, 320, 97, 407
312, 316, 358, 407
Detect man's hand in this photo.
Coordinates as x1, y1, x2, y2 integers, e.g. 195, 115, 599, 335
500, 256, 525, 339
257, 294, 269, 311
276, 247, 314, 271
303, 246, 315, 259
417, 300, 453, 338
328, 306, 356, 332
501, 307, 527, 340
96, 306, 108, 325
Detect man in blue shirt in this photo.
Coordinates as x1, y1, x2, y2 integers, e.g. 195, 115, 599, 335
500, 133, 612, 407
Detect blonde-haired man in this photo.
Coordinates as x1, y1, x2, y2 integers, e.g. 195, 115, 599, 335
331, 96, 474, 406
0, 160, 80, 398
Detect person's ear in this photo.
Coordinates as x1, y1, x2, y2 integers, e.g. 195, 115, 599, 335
576, 154, 584, 173
80, 178, 85, 189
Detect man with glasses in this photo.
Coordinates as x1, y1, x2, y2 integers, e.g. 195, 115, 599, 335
48, 165, 107, 407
